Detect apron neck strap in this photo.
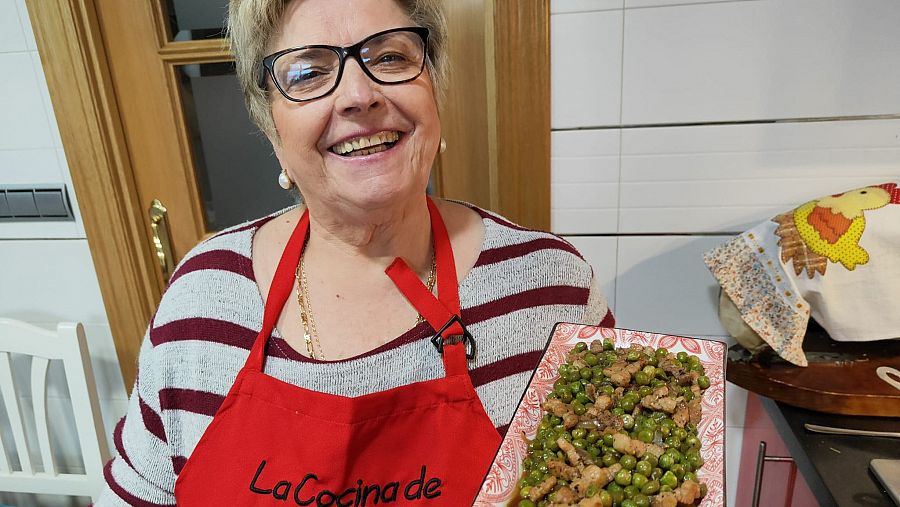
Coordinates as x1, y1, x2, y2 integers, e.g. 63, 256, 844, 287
245, 211, 310, 372
385, 197, 470, 376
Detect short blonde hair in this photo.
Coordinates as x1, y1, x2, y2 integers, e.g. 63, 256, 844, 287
227, 0, 448, 140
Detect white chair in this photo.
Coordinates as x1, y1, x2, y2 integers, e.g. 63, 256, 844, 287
0, 319, 109, 503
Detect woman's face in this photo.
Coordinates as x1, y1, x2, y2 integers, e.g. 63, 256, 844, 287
269, 0, 440, 215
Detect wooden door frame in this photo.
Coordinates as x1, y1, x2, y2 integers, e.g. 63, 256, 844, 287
25, 0, 550, 389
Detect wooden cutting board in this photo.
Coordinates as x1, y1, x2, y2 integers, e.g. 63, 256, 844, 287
726, 322, 900, 417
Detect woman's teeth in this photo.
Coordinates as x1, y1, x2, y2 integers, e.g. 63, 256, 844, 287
331, 131, 400, 157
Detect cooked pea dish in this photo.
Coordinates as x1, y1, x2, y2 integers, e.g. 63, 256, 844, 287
515, 340, 710, 507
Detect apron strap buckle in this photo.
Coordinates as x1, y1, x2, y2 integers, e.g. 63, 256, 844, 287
430, 315, 477, 360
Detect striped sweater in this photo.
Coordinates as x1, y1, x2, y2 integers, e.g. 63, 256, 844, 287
97, 205, 613, 506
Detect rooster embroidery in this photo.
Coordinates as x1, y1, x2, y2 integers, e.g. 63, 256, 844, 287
773, 185, 893, 278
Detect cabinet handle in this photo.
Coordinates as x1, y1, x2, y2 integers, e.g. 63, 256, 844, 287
752, 441, 797, 507
149, 199, 175, 283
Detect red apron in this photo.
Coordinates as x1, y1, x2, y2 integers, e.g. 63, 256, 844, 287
174, 198, 500, 506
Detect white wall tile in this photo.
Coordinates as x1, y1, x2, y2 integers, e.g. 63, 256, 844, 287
551, 130, 620, 233
551, 10, 623, 129
626, 0, 752, 7
14, 0, 35, 51
0, 0, 26, 53
0, 239, 108, 324
618, 120, 900, 233
0, 148, 62, 184
621, 0, 900, 124
30, 50, 62, 148
0, 51, 54, 149
552, 0, 623, 14
564, 236, 618, 312
614, 235, 729, 336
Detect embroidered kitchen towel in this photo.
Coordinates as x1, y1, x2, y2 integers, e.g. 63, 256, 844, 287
704, 182, 900, 366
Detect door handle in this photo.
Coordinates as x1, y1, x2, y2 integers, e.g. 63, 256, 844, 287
149, 199, 175, 283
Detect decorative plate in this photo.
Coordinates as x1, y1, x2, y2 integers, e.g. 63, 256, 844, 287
473, 324, 726, 506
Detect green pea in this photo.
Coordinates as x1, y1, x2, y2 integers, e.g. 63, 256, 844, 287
518, 499, 535, 507
598, 490, 613, 507
613, 407, 625, 416
698, 375, 710, 389
644, 453, 658, 468
651, 467, 663, 481
559, 390, 573, 403
565, 370, 579, 382
575, 392, 591, 404
549, 415, 562, 426
544, 438, 559, 451
658, 453, 674, 470
676, 351, 688, 362
602, 385, 615, 396
683, 471, 697, 483
684, 435, 700, 450
620, 454, 637, 471
626, 350, 641, 362
623, 485, 638, 499
666, 448, 682, 462
569, 381, 583, 394
670, 463, 686, 479
660, 470, 678, 488
631, 472, 648, 489
660, 485, 673, 493
603, 339, 614, 351
638, 385, 653, 397
646, 355, 658, 367
602, 453, 617, 467
700, 483, 708, 497
633, 493, 651, 507
634, 372, 650, 386
587, 430, 601, 444
603, 433, 615, 446
664, 436, 681, 450
622, 414, 635, 430
574, 342, 587, 353
640, 479, 660, 495
585, 352, 599, 366
584, 484, 598, 497
581, 368, 594, 380
573, 438, 587, 450
588, 446, 601, 458
655, 347, 668, 357
621, 499, 637, 507
620, 399, 635, 412
573, 402, 587, 416
638, 429, 654, 443
689, 452, 704, 469
572, 427, 587, 439
650, 379, 665, 388
635, 460, 652, 476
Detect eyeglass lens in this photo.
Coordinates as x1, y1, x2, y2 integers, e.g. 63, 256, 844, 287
273, 30, 425, 101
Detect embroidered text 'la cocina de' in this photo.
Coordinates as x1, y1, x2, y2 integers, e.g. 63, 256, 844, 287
249, 460, 444, 506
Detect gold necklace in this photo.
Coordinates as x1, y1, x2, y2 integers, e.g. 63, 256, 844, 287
295, 244, 437, 360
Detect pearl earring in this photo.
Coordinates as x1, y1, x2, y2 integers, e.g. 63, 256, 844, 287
278, 169, 293, 190
439, 138, 447, 154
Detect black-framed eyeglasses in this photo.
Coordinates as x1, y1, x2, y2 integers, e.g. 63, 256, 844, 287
258, 26, 429, 102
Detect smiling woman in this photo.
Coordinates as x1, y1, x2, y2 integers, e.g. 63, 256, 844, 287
94, 0, 613, 505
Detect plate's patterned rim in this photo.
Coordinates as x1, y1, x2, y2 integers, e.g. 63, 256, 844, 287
473, 325, 726, 506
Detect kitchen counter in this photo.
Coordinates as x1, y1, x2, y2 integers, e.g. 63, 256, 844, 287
763, 397, 900, 506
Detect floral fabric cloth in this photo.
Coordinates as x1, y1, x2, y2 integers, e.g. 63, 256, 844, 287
704, 182, 900, 366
